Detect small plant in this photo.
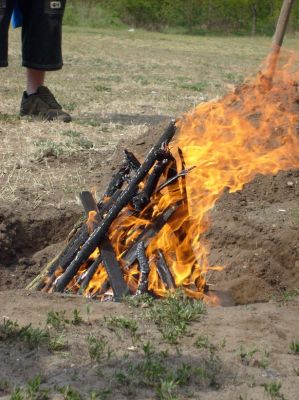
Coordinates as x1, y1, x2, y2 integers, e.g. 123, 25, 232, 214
262, 381, 285, 399
89, 389, 111, 400
0, 319, 19, 340
11, 376, 49, 400
125, 293, 154, 308
48, 334, 69, 352
58, 385, 81, 400
238, 346, 259, 366
0, 319, 50, 349
71, 309, 83, 326
106, 316, 139, 342
149, 290, 205, 344
290, 339, 299, 354
19, 325, 50, 349
194, 335, 210, 350
257, 350, 270, 369
46, 311, 69, 330
86, 335, 112, 363
156, 377, 178, 400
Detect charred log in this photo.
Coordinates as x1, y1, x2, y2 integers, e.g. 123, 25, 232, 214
156, 250, 176, 290
53, 120, 176, 293
136, 242, 150, 295
101, 238, 130, 301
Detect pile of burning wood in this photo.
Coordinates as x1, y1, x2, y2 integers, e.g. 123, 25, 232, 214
29, 120, 206, 301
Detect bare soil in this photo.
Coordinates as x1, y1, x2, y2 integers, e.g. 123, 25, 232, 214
0, 29, 298, 399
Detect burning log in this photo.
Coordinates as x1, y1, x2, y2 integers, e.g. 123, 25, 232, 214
104, 150, 141, 197
156, 250, 176, 290
122, 204, 178, 269
78, 255, 102, 294
136, 242, 150, 295
101, 238, 130, 301
53, 120, 176, 293
132, 151, 173, 211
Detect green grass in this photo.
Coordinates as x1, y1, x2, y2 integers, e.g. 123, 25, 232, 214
0, 319, 50, 349
290, 339, 299, 355
115, 340, 223, 397
105, 316, 139, 342
262, 381, 285, 399
86, 335, 113, 364
11, 376, 49, 400
149, 291, 205, 344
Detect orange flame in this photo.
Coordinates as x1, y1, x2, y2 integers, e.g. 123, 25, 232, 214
65, 50, 299, 300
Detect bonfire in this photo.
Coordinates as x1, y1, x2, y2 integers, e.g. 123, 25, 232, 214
27, 0, 299, 302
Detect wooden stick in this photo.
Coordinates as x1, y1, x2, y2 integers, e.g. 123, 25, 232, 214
53, 120, 176, 292
263, 0, 295, 85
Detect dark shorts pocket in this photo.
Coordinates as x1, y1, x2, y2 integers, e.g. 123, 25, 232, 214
44, 0, 66, 15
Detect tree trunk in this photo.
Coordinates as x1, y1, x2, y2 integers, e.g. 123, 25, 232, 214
251, 4, 257, 36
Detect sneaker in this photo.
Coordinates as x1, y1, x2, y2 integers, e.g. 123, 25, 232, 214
20, 86, 72, 123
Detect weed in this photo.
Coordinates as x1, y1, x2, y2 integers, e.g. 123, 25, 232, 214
115, 340, 223, 397
156, 377, 178, 400
238, 346, 259, 366
0, 319, 20, 340
294, 367, 299, 376
48, 334, 69, 352
19, 325, 50, 349
86, 335, 112, 363
272, 288, 299, 303
262, 381, 285, 399
106, 316, 139, 341
11, 376, 49, 400
257, 350, 270, 369
290, 339, 299, 355
125, 293, 154, 308
46, 311, 69, 330
149, 290, 205, 344
194, 335, 210, 350
0, 319, 49, 349
58, 385, 82, 400
71, 309, 83, 326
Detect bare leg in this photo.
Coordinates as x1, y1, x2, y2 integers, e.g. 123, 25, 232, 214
26, 68, 45, 95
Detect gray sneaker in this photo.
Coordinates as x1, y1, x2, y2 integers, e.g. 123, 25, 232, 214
20, 86, 72, 123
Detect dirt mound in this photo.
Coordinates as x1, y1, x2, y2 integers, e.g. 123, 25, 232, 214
205, 169, 299, 304
0, 119, 298, 305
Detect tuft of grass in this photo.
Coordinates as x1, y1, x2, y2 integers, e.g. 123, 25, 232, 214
58, 385, 82, 400
71, 309, 83, 326
89, 389, 111, 400
115, 340, 223, 397
149, 291, 205, 344
106, 316, 139, 342
86, 335, 113, 364
262, 381, 285, 399
194, 335, 210, 350
11, 376, 49, 400
48, 334, 69, 353
0, 319, 50, 349
46, 311, 69, 330
238, 346, 259, 366
290, 339, 299, 355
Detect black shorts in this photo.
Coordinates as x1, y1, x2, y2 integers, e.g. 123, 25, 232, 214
0, 0, 66, 70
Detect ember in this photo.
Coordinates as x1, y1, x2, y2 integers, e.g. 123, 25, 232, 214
28, 52, 299, 302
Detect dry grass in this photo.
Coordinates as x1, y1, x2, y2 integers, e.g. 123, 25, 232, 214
1, 26, 297, 205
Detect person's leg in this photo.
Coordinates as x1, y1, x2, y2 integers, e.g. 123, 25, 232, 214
0, 0, 14, 68
19, 0, 71, 122
26, 68, 46, 95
